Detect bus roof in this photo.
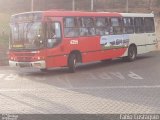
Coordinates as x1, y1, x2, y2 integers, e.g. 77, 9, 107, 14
121, 13, 154, 17
11, 11, 42, 17
44, 11, 155, 18
11, 10, 154, 18
44, 10, 121, 17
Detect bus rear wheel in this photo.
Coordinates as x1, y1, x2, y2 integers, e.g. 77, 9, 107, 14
68, 54, 77, 73
127, 45, 137, 62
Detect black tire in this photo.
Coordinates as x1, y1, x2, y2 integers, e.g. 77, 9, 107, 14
68, 54, 77, 73
127, 45, 137, 62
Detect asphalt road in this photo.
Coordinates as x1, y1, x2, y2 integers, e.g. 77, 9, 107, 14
0, 51, 160, 114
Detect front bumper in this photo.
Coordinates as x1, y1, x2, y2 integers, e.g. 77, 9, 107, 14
9, 60, 46, 69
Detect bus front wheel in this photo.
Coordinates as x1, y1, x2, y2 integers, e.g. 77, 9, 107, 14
127, 45, 137, 62
68, 54, 77, 73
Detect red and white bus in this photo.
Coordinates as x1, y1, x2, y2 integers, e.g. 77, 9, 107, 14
9, 11, 157, 72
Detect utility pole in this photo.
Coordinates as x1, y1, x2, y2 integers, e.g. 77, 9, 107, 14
31, 0, 34, 11
126, 0, 128, 13
72, 0, 75, 11
91, 0, 94, 11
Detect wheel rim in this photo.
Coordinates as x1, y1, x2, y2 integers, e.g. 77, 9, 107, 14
129, 47, 135, 59
73, 58, 76, 67
68, 54, 77, 72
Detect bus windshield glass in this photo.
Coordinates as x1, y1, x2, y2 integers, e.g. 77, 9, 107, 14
10, 13, 44, 50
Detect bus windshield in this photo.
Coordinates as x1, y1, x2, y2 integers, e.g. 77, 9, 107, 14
10, 13, 44, 50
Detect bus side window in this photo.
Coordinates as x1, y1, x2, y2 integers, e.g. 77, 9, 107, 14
79, 17, 95, 36
144, 17, 155, 33
47, 22, 62, 48
134, 17, 144, 33
64, 17, 79, 37
95, 17, 110, 35
123, 17, 134, 34
110, 17, 122, 35
78, 18, 88, 36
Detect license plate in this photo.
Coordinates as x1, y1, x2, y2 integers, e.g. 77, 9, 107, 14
19, 63, 31, 67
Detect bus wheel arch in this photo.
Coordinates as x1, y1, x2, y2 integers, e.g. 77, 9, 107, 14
127, 44, 137, 61
68, 50, 82, 73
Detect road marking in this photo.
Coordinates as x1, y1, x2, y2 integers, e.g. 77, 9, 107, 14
0, 85, 160, 92
98, 72, 112, 79
128, 72, 143, 79
4, 74, 18, 81
0, 71, 144, 81
0, 74, 5, 79
80, 71, 144, 80
110, 72, 125, 80
72, 85, 160, 89
0, 89, 40, 92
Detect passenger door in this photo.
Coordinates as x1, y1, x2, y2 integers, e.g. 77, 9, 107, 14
144, 17, 156, 52
45, 17, 67, 67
